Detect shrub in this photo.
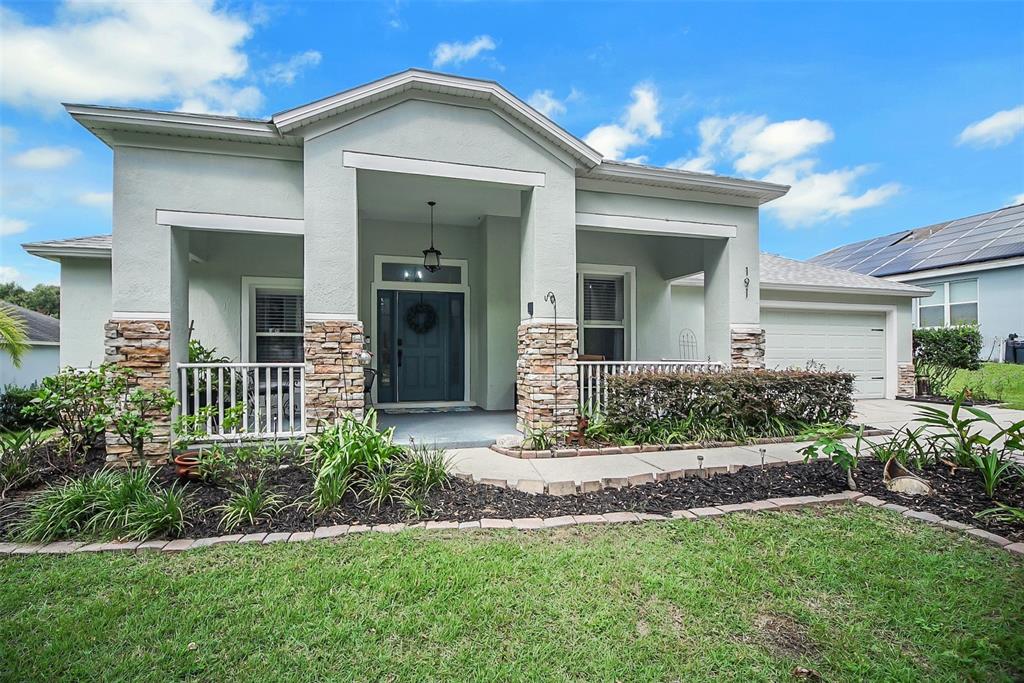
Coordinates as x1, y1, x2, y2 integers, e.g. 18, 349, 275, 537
0, 428, 47, 496
15, 468, 188, 542
0, 385, 51, 430
107, 371, 177, 461
604, 370, 855, 443
25, 366, 119, 460
798, 423, 863, 490
914, 325, 982, 395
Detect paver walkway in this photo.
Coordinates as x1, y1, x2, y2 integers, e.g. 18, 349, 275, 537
448, 398, 1024, 488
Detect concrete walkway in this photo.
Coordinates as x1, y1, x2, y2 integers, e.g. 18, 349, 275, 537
447, 398, 1024, 490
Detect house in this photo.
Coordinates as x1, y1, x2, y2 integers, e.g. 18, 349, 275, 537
22, 69, 927, 459
810, 203, 1024, 360
0, 302, 59, 387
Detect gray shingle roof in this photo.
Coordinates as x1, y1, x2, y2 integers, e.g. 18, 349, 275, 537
809, 203, 1024, 276
677, 253, 928, 296
1, 301, 59, 343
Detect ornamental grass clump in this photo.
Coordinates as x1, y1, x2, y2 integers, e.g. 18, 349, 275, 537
307, 409, 449, 511
14, 467, 188, 542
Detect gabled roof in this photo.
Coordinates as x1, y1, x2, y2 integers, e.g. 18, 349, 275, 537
22, 235, 113, 262
809, 203, 1024, 277
271, 69, 604, 167
676, 252, 930, 297
1, 301, 59, 343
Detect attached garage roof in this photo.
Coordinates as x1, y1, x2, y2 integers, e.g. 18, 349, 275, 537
676, 252, 930, 297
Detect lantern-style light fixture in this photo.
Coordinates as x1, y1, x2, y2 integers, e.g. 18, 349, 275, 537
422, 200, 442, 273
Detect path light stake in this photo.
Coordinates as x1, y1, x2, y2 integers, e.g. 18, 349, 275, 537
760, 447, 766, 471
544, 290, 559, 448
697, 454, 704, 479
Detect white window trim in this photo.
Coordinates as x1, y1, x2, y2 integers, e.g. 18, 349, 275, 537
916, 278, 979, 329
577, 263, 637, 361
240, 276, 304, 362
370, 254, 471, 405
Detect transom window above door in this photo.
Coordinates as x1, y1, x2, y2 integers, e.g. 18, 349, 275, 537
917, 279, 978, 328
578, 265, 635, 362
380, 262, 462, 284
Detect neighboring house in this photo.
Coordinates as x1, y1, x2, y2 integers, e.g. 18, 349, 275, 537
22, 69, 926, 456
0, 302, 59, 387
810, 203, 1024, 361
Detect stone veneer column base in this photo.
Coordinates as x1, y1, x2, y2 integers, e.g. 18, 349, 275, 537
730, 327, 766, 370
897, 361, 916, 399
103, 319, 172, 464
516, 322, 579, 435
304, 320, 365, 432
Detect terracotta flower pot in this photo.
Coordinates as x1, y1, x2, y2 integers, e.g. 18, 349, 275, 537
173, 452, 201, 479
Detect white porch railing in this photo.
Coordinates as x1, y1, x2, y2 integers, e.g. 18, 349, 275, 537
177, 363, 305, 441
578, 360, 725, 414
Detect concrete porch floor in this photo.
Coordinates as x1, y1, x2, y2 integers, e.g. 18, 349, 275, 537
443, 399, 1024, 492
378, 409, 517, 449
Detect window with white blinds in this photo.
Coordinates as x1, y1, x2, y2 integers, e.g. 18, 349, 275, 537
255, 289, 303, 362
579, 271, 631, 361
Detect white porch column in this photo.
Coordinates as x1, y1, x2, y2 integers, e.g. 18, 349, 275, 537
517, 180, 579, 434
302, 139, 364, 428
703, 234, 764, 369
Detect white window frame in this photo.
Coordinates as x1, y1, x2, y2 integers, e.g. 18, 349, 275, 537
577, 264, 637, 361
916, 278, 979, 329
241, 276, 304, 362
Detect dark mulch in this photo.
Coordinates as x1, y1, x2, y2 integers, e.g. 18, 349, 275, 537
3, 448, 1022, 543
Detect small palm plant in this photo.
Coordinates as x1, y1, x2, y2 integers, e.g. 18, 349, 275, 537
0, 304, 29, 368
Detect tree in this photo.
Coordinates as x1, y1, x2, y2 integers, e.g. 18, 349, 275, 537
0, 282, 60, 318
913, 325, 983, 396
0, 305, 30, 367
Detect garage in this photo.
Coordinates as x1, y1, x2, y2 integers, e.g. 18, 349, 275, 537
762, 308, 887, 398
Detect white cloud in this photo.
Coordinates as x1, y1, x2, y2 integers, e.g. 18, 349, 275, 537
957, 105, 1024, 148
264, 50, 322, 85
673, 112, 900, 226
10, 145, 80, 170
0, 216, 30, 237
583, 83, 662, 161
763, 162, 902, 227
76, 191, 113, 208
1010, 193, 1024, 206
0, 0, 261, 115
177, 84, 264, 117
0, 266, 22, 283
431, 35, 496, 68
528, 90, 566, 119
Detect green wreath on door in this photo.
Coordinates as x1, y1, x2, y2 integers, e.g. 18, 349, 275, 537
405, 301, 438, 335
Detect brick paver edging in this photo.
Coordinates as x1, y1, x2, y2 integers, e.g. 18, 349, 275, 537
493, 428, 892, 459
2, 491, 1020, 558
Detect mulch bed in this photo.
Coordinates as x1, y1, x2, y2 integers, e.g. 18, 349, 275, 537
3, 448, 1021, 542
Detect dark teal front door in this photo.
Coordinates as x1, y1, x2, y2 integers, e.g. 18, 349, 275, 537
390, 291, 465, 402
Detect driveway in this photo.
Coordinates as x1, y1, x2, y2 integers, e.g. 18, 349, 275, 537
854, 398, 1024, 438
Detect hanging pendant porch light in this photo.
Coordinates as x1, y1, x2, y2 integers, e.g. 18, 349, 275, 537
422, 200, 442, 273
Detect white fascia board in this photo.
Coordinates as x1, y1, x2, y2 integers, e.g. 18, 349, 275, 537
576, 211, 737, 239
272, 69, 603, 166
155, 210, 304, 236
884, 256, 1024, 282
586, 162, 790, 205
64, 104, 284, 142
342, 151, 545, 188
22, 245, 111, 262
669, 277, 927, 297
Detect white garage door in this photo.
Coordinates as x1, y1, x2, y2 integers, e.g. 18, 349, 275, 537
762, 309, 887, 398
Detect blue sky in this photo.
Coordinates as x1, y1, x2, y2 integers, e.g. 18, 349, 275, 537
1, 0, 1022, 287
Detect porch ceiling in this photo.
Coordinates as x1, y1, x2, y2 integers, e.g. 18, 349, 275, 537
356, 169, 522, 226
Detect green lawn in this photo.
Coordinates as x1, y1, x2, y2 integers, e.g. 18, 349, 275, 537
947, 362, 1024, 409
2, 507, 1022, 682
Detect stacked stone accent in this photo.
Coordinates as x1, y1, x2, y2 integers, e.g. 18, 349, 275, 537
730, 328, 766, 370
516, 322, 578, 434
103, 319, 172, 464
304, 320, 365, 432
897, 361, 916, 399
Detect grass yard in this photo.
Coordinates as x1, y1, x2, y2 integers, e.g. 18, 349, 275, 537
2, 507, 1022, 682
947, 362, 1024, 410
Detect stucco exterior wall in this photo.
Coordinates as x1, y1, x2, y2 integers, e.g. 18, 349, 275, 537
59, 257, 112, 368
907, 264, 1024, 356
0, 344, 59, 387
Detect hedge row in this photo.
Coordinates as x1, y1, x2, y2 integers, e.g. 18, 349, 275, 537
604, 370, 855, 432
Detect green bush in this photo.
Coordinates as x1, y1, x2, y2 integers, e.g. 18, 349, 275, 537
603, 370, 854, 443
25, 366, 119, 459
0, 385, 50, 430
913, 325, 982, 395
